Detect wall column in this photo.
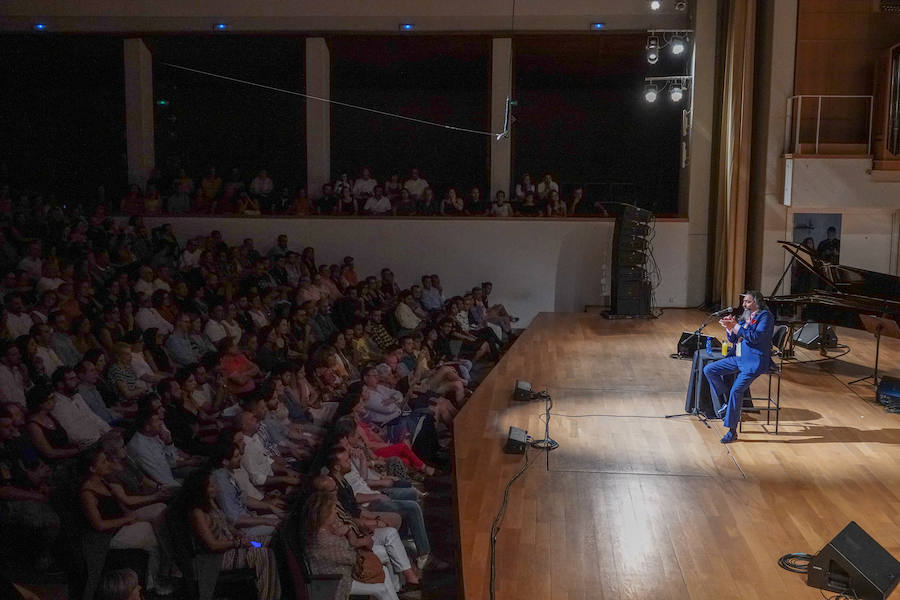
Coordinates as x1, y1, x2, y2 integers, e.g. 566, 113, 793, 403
306, 37, 331, 199
749, 0, 797, 295
124, 38, 155, 189
684, 0, 717, 306
490, 38, 512, 201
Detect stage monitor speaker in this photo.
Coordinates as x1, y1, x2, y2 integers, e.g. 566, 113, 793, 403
677, 332, 721, 357
505, 426, 527, 454
807, 521, 900, 600
513, 380, 533, 401
793, 323, 838, 349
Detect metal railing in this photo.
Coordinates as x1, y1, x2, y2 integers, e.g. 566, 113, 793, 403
784, 94, 874, 155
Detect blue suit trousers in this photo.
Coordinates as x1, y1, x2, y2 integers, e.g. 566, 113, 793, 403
703, 356, 761, 429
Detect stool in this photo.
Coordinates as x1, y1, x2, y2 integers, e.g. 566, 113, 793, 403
739, 325, 788, 434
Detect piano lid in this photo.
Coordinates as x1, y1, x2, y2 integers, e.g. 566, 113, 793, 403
777, 240, 900, 300
766, 242, 900, 329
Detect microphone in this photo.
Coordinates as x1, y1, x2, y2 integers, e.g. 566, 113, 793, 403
710, 306, 733, 317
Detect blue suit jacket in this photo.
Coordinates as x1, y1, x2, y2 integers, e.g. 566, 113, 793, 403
726, 309, 775, 375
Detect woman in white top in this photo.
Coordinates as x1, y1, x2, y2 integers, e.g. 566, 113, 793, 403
128, 334, 167, 384
490, 191, 512, 217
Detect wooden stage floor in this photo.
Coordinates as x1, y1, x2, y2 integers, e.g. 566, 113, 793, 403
452, 310, 900, 600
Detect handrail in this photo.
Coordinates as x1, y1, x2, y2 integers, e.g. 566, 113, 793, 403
784, 94, 874, 155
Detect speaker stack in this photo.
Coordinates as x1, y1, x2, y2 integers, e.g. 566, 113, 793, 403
608, 205, 653, 317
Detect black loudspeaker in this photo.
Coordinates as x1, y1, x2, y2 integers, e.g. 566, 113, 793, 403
793, 323, 839, 349
807, 521, 900, 599
504, 426, 527, 454
513, 380, 533, 401
611, 280, 650, 316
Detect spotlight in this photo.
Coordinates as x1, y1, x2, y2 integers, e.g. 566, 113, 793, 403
649, 0, 662, 10
644, 84, 659, 103
646, 36, 660, 64
399, 23, 415, 31
671, 36, 686, 55
669, 84, 684, 102
214, 23, 227, 30
590, 22, 606, 31
675, 1, 688, 10
33, 23, 47, 30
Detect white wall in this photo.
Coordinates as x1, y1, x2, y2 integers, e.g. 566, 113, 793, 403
143, 216, 691, 325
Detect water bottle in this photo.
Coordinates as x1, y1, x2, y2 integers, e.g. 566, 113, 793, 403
705, 337, 712, 354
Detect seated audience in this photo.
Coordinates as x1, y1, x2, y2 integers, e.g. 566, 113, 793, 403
183, 468, 282, 600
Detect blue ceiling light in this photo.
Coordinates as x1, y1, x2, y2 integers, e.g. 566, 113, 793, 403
33, 23, 47, 31
399, 23, 415, 31
214, 23, 227, 31
590, 22, 606, 31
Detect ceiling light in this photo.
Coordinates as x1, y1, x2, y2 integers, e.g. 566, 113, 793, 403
671, 36, 686, 55
590, 22, 606, 31
675, 1, 688, 11
646, 36, 660, 64
399, 23, 415, 31
214, 23, 227, 30
649, 0, 662, 10
644, 84, 659, 103
33, 23, 47, 30
669, 84, 684, 102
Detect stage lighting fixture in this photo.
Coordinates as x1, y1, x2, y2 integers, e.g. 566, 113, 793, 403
669, 84, 684, 102
646, 36, 660, 64
675, 1, 688, 10
214, 23, 227, 30
590, 22, 606, 30
399, 23, 415, 31
649, 0, 662, 10
671, 36, 686, 55
644, 84, 659, 103
33, 23, 47, 30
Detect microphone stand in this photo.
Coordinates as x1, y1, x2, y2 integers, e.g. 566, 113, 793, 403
666, 312, 722, 427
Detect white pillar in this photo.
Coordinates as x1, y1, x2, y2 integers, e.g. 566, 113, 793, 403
490, 38, 512, 202
124, 38, 155, 189
306, 37, 331, 199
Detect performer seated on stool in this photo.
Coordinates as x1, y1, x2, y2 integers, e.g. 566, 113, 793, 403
703, 290, 775, 444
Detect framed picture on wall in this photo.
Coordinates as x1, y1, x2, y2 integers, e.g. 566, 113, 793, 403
791, 213, 842, 293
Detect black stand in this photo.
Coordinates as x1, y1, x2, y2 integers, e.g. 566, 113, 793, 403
530, 391, 558, 451
848, 315, 900, 387
667, 315, 720, 428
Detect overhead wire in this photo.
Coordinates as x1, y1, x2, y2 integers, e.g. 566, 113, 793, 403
160, 62, 510, 138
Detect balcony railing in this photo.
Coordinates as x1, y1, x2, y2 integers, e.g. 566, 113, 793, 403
784, 95, 874, 156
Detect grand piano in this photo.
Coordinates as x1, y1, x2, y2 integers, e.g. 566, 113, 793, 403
766, 241, 900, 329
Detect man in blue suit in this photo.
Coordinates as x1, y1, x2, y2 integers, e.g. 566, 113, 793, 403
703, 290, 775, 443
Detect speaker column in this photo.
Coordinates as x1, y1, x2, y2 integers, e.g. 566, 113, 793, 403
608, 205, 653, 317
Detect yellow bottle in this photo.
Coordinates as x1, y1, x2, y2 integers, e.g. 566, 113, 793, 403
721, 341, 728, 355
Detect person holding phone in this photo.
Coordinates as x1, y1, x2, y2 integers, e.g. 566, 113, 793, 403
184, 469, 281, 600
